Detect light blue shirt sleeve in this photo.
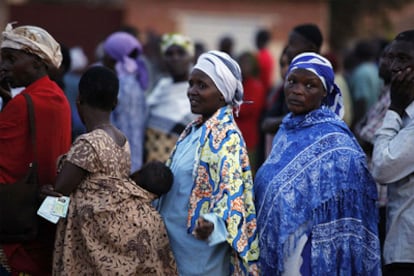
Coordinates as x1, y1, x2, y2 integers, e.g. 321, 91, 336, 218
202, 213, 228, 246
372, 101, 414, 183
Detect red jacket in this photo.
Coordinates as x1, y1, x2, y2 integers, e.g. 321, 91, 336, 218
236, 77, 266, 149
257, 49, 274, 93
0, 76, 71, 275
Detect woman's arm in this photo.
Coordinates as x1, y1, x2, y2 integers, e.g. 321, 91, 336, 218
54, 162, 87, 196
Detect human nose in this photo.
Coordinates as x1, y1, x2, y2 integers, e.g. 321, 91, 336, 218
187, 84, 196, 97
0, 67, 6, 81
0, 59, 10, 73
289, 83, 304, 95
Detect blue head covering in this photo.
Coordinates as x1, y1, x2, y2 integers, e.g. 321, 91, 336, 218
287, 52, 344, 118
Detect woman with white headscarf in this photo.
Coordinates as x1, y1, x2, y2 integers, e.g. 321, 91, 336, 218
157, 50, 259, 275
254, 52, 381, 275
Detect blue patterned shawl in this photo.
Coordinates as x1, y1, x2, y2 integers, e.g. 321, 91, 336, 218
254, 107, 381, 275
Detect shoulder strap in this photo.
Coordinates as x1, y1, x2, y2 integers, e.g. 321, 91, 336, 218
23, 93, 37, 164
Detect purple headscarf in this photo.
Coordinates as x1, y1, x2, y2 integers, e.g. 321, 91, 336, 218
103, 32, 149, 90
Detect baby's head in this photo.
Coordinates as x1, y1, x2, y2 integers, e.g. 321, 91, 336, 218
131, 161, 173, 197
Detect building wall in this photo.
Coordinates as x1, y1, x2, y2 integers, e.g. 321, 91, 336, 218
124, 0, 329, 63
8, 2, 123, 63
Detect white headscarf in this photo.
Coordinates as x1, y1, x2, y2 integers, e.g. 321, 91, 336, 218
193, 50, 244, 115
1, 23, 62, 68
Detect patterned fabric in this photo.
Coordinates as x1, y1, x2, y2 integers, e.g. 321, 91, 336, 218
167, 106, 259, 275
145, 77, 196, 163
160, 33, 194, 57
111, 72, 147, 172
1, 23, 62, 68
144, 128, 178, 163
53, 129, 177, 275
254, 107, 381, 275
355, 85, 391, 144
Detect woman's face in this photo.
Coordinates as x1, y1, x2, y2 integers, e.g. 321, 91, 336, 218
0, 48, 38, 88
164, 45, 193, 79
187, 69, 225, 121
284, 68, 326, 115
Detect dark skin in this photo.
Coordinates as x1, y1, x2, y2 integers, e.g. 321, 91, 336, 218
263, 31, 321, 134
357, 44, 393, 154
188, 68, 226, 123
0, 48, 48, 108
261, 50, 290, 134
41, 96, 124, 197
284, 68, 326, 115
164, 45, 193, 83
387, 40, 414, 117
187, 68, 226, 239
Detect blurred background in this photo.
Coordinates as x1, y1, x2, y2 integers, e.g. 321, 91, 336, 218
1, 0, 413, 81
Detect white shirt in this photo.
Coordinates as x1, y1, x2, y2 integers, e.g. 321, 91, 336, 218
372, 101, 414, 264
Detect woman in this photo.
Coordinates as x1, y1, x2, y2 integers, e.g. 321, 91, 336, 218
254, 52, 381, 275
50, 66, 177, 275
145, 33, 197, 163
102, 31, 148, 172
0, 23, 71, 275
158, 50, 259, 275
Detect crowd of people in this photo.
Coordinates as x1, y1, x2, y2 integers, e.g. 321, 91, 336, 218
0, 19, 413, 276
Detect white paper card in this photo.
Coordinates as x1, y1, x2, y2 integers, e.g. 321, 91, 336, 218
37, 196, 70, 224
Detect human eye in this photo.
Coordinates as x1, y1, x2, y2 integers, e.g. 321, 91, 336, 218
305, 83, 314, 89
198, 82, 207, 89
397, 54, 410, 63
287, 78, 294, 85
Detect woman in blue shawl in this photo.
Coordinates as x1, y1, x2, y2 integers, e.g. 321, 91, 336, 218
254, 52, 381, 275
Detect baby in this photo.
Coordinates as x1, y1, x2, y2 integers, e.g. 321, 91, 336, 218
130, 161, 173, 197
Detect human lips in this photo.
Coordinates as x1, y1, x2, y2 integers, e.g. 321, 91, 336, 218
189, 97, 199, 106
286, 98, 303, 106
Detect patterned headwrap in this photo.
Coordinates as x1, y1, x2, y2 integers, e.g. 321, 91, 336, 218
287, 52, 344, 118
103, 31, 149, 90
193, 50, 244, 116
160, 33, 194, 57
1, 22, 62, 68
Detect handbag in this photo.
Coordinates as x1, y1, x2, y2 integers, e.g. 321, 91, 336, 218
0, 93, 40, 243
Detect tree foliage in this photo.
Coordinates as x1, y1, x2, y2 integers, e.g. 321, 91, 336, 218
329, 0, 414, 51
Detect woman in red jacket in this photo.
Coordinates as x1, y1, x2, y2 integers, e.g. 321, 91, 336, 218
0, 23, 71, 276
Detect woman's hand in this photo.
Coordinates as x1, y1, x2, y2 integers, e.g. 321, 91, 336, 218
194, 217, 214, 241
39, 184, 63, 201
